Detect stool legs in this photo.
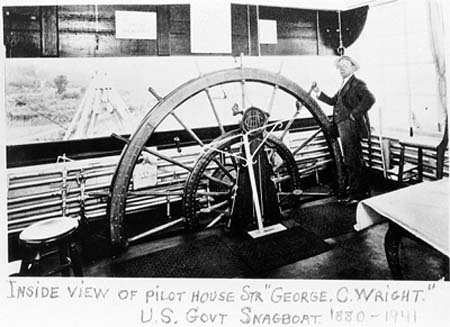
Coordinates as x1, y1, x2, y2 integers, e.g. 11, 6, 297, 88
58, 244, 71, 277
19, 248, 44, 276
17, 218, 83, 277
69, 244, 83, 277
19, 247, 36, 276
18, 241, 83, 277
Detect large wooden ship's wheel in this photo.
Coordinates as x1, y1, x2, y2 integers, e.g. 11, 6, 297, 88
107, 67, 344, 249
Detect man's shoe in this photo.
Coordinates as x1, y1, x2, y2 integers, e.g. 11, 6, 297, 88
337, 196, 350, 204
345, 197, 361, 206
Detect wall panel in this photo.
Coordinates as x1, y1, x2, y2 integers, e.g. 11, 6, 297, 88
4, 4, 367, 58
259, 6, 317, 55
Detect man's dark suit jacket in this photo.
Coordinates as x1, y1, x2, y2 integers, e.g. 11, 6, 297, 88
318, 75, 375, 138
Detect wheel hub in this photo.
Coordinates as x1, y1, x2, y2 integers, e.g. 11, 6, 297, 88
241, 106, 268, 133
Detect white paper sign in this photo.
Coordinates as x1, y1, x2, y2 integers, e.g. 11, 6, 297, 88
190, 2, 231, 53
115, 11, 157, 40
132, 163, 157, 190
259, 19, 278, 44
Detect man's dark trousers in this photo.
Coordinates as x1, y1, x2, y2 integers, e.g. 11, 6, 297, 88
336, 118, 368, 199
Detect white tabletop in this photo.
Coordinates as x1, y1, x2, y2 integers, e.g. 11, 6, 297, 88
355, 179, 449, 256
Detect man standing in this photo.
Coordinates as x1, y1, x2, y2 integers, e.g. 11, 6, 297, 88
313, 56, 375, 205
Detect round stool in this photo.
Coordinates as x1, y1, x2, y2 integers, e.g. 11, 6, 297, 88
19, 218, 83, 277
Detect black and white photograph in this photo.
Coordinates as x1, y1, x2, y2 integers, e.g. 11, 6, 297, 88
1, 0, 449, 325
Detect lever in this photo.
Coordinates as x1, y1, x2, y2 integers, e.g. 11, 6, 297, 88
111, 132, 130, 144
174, 136, 181, 153
232, 103, 243, 116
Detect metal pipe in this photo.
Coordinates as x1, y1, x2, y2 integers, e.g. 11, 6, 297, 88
197, 199, 229, 214
9, 176, 65, 190
128, 218, 184, 243
8, 199, 63, 214
292, 129, 323, 156
206, 212, 226, 228
8, 168, 114, 191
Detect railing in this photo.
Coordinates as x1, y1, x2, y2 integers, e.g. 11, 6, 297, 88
8, 127, 447, 236
362, 135, 449, 180
7, 126, 331, 235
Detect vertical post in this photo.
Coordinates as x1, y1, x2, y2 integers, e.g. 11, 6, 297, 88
61, 164, 68, 217
246, 5, 251, 56
94, 4, 99, 54
166, 196, 171, 219
79, 170, 86, 222
40, 6, 58, 56
378, 107, 388, 178
417, 147, 423, 181
402, 2, 413, 137
398, 145, 405, 186
316, 11, 321, 55
242, 134, 264, 233
367, 135, 373, 169
157, 6, 170, 55
256, 5, 260, 56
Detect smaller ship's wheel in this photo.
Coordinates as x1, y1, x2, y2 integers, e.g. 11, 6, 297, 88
182, 123, 301, 231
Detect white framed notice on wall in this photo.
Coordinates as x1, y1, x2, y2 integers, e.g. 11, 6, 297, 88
115, 10, 157, 40
259, 19, 278, 44
190, 1, 232, 53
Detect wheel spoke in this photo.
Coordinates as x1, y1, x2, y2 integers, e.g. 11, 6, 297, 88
205, 87, 225, 134
301, 191, 331, 197
298, 159, 332, 175
108, 67, 343, 249
241, 80, 246, 109
197, 190, 230, 196
128, 218, 185, 243
207, 141, 247, 163
266, 84, 278, 116
278, 116, 297, 142
273, 174, 292, 184
171, 112, 204, 146
211, 157, 236, 183
292, 129, 322, 156
214, 143, 240, 169
206, 212, 227, 228
273, 128, 322, 172
204, 174, 234, 189
227, 147, 239, 170
171, 110, 235, 184
197, 199, 229, 214
142, 147, 192, 172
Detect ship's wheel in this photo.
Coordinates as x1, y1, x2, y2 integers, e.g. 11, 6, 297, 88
107, 67, 344, 249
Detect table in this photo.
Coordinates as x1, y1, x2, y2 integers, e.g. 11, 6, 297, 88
355, 179, 449, 279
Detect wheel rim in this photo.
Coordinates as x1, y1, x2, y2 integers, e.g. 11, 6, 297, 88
182, 129, 301, 230
107, 67, 344, 248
